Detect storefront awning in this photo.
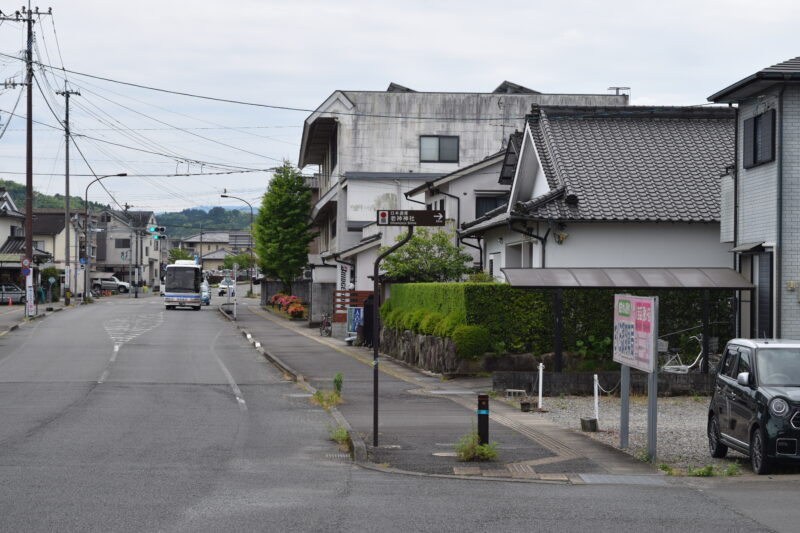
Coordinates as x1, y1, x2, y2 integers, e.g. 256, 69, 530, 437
502, 267, 753, 290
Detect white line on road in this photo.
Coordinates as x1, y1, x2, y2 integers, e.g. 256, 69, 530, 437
211, 329, 247, 412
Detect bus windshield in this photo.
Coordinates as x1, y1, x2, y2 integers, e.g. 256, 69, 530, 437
166, 267, 201, 293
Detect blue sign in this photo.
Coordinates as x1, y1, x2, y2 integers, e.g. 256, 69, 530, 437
347, 307, 363, 334
21, 267, 30, 276
79, 258, 86, 264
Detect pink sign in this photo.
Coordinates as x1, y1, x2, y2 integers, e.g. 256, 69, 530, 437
613, 295, 658, 373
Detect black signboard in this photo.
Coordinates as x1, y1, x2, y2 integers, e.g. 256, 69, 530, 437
376, 209, 445, 226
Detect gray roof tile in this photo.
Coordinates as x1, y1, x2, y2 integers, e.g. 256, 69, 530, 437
518, 106, 734, 223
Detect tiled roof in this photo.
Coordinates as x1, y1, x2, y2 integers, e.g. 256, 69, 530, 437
709, 56, 800, 102
183, 231, 229, 243
516, 106, 734, 223
32, 212, 66, 235
0, 236, 50, 257
498, 132, 523, 185
201, 249, 235, 260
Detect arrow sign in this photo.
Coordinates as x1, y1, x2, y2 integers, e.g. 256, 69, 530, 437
376, 210, 446, 226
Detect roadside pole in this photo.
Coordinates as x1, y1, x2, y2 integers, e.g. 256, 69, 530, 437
371, 209, 445, 447
613, 294, 658, 460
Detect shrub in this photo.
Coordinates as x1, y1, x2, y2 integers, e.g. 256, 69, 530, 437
466, 271, 495, 283
453, 429, 498, 461
418, 312, 444, 335
402, 308, 428, 333
329, 425, 350, 447
452, 325, 491, 359
384, 308, 406, 330
433, 312, 464, 338
333, 373, 343, 395
287, 302, 306, 318
270, 293, 285, 306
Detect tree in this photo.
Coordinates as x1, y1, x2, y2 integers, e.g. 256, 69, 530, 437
168, 248, 194, 264
253, 162, 314, 293
380, 228, 473, 282
222, 252, 254, 271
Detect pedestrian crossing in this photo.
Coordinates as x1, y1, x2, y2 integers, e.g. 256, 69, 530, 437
102, 312, 164, 344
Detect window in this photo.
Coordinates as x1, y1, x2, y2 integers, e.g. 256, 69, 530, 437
736, 349, 752, 375
330, 217, 337, 238
743, 109, 775, 168
115, 238, 130, 249
721, 348, 739, 378
475, 196, 506, 218
33, 240, 45, 250
420, 136, 459, 163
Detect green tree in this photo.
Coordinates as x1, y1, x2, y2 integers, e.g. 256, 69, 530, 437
253, 162, 314, 293
381, 228, 473, 282
222, 252, 254, 271
168, 248, 194, 264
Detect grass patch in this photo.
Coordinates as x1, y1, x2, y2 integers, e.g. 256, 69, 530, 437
311, 390, 342, 410
328, 425, 351, 451
454, 429, 498, 462
687, 464, 715, 477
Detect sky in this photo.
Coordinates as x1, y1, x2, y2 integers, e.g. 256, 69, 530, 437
0, 0, 797, 213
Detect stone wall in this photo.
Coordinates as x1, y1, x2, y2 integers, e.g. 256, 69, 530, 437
493, 370, 716, 397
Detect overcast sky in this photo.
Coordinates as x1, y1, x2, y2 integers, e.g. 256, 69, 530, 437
0, 0, 796, 212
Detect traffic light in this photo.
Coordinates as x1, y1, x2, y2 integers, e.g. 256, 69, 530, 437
148, 226, 166, 233
153, 234, 166, 240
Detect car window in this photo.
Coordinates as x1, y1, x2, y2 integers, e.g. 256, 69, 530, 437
720, 347, 739, 378
756, 347, 800, 386
737, 349, 752, 375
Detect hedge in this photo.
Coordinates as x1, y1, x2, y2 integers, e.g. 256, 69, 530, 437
382, 283, 735, 362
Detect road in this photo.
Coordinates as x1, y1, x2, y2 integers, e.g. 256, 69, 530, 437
0, 296, 795, 532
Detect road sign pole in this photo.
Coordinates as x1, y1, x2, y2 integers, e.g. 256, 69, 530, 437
372, 225, 414, 448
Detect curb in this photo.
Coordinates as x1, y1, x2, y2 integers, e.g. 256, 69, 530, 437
0, 305, 68, 336
217, 305, 368, 463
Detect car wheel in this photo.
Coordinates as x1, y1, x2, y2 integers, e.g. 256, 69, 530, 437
707, 414, 728, 458
751, 426, 771, 475
193, 306, 201, 311
119, 286, 128, 293
166, 305, 175, 310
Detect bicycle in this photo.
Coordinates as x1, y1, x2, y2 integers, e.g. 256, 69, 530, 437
320, 312, 332, 337
660, 334, 704, 374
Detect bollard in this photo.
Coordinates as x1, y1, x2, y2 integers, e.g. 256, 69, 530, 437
477, 394, 489, 445
537, 362, 544, 409
594, 374, 600, 423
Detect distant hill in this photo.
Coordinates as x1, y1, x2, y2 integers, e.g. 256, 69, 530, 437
0, 179, 254, 240
0, 179, 109, 212
152, 207, 254, 239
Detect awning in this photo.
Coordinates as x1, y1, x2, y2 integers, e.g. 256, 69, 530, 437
730, 242, 765, 253
502, 267, 753, 290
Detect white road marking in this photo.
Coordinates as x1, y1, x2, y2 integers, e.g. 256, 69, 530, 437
210, 329, 247, 411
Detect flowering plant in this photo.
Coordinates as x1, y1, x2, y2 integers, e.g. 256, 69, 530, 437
287, 303, 306, 318
279, 295, 301, 312
270, 293, 285, 307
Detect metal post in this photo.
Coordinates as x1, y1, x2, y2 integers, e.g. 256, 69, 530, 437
646, 296, 660, 462
593, 374, 600, 423
702, 289, 710, 374
477, 394, 489, 445
554, 288, 563, 372
620, 365, 630, 449
537, 362, 544, 409
372, 225, 414, 447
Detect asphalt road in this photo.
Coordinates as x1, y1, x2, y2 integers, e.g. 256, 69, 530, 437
0, 297, 794, 532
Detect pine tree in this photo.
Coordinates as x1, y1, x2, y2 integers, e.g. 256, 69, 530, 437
253, 162, 314, 293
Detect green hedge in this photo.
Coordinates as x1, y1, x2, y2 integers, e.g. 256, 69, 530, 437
382, 283, 735, 362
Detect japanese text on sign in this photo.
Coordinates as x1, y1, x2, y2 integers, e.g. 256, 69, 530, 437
613, 294, 658, 373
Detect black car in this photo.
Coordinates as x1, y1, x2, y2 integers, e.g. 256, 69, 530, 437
708, 339, 800, 474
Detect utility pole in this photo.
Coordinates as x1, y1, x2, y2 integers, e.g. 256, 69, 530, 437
0, 5, 52, 317
57, 84, 80, 306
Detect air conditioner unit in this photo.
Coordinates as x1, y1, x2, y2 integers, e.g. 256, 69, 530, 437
302, 269, 313, 279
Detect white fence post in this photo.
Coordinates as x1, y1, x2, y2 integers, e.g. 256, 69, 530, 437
538, 362, 544, 409
593, 374, 600, 423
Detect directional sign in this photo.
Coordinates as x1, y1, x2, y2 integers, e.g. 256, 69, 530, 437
376, 210, 445, 226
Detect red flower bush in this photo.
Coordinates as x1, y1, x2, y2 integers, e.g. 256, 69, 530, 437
287, 303, 306, 318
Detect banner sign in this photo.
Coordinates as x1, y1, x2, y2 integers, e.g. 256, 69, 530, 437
376, 210, 445, 226
613, 294, 658, 373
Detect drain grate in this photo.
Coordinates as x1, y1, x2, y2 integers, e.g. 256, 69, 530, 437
578, 474, 667, 485
325, 453, 352, 461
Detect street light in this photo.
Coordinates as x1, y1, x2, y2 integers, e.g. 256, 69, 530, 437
83, 173, 127, 302
220, 192, 254, 298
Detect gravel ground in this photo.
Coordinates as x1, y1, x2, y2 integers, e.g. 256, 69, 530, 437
530, 394, 753, 475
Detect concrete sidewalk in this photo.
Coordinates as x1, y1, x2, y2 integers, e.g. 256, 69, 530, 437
231, 303, 660, 483
0, 299, 69, 336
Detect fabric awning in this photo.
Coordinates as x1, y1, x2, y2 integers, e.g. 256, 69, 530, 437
502, 267, 753, 290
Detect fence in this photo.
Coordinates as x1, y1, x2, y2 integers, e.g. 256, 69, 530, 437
333, 290, 372, 323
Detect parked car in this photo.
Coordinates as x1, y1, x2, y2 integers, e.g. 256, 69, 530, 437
91, 276, 130, 293
0, 283, 25, 304
217, 279, 235, 297
708, 339, 800, 474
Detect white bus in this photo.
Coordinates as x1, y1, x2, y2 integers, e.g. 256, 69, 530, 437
164, 260, 203, 310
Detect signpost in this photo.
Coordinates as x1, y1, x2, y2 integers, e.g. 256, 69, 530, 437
376, 209, 445, 227
371, 209, 446, 447
613, 294, 658, 460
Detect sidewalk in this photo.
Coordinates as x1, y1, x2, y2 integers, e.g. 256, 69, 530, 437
231, 303, 660, 483
0, 299, 70, 336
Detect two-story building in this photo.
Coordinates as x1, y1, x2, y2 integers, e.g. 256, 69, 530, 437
708, 56, 800, 338
95, 209, 162, 287
298, 82, 629, 296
